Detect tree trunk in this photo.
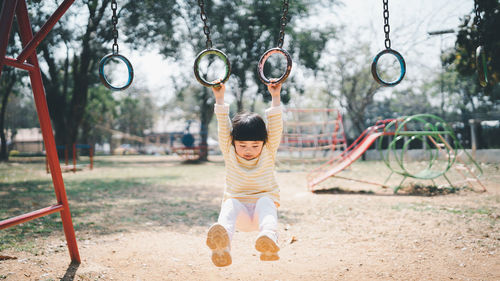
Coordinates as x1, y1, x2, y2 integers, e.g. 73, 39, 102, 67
0, 78, 15, 162
40, 43, 68, 158
42, 0, 109, 159
199, 87, 214, 161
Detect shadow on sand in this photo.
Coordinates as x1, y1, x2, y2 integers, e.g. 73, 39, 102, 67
312, 184, 462, 197
60, 262, 80, 281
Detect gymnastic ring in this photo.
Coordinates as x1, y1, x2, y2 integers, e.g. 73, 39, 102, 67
257, 47, 292, 85
98, 53, 134, 91
476, 45, 488, 87
193, 48, 231, 88
371, 48, 406, 87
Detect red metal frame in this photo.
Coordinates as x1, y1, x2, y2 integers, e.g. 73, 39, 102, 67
45, 144, 93, 173
72, 144, 94, 172
0, 0, 80, 263
173, 145, 207, 161
307, 119, 396, 191
280, 108, 348, 159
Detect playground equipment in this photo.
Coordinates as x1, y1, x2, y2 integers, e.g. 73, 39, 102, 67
257, 0, 292, 85
279, 108, 347, 164
172, 144, 207, 161
371, 0, 406, 86
194, 0, 231, 88
45, 144, 94, 173
98, 0, 134, 91
0, 0, 80, 262
308, 114, 485, 193
172, 121, 207, 160
194, 0, 292, 87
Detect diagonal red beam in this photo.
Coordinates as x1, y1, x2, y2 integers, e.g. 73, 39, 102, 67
0, 205, 64, 230
0, 0, 19, 79
3, 56, 35, 71
16, 0, 75, 63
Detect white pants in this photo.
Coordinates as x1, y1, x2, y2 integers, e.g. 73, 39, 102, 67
217, 196, 278, 241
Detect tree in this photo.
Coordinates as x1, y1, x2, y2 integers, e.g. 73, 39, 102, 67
366, 86, 440, 123
2, 1, 174, 159
165, 73, 214, 161
115, 90, 156, 138
30, 0, 115, 151
0, 67, 17, 161
0, 24, 27, 161
447, 0, 500, 100
81, 85, 118, 148
123, 0, 337, 160
32, 0, 176, 155
320, 43, 381, 138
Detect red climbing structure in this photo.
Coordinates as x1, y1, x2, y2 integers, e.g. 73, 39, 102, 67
0, 0, 80, 263
279, 108, 348, 164
307, 119, 395, 191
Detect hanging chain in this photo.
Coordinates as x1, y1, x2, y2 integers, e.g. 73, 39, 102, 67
277, 0, 289, 48
382, 0, 391, 49
474, 0, 483, 45
198, 0, 213, 49
111, 0, 119, 54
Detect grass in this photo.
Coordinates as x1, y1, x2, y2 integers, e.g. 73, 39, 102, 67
1, 156, 498, 252
0, 155, 225, 252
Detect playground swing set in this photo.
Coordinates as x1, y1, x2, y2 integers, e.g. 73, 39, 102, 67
0, 0, 490, 265
45, 144, 94, 173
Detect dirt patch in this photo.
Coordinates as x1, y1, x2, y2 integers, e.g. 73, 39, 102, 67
1, 157, 499, 280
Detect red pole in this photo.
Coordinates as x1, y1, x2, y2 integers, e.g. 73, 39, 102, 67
0, 0, 18, 79
15, 0, 80, 263
16, 0, 75, 62
90, 144, 94, 170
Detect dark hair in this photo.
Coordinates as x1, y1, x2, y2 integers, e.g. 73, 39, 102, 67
231, 112, 268, 145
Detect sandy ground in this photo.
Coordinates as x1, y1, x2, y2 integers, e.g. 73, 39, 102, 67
0, 158, 499, 280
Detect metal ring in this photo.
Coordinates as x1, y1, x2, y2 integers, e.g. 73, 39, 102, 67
257, 47, 292, 85
98, 53, 134, 91
371, 49, 406, 87
475, 45, 488, 87
193, 48, 231, 87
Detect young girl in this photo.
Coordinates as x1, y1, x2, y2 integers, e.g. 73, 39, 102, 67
206, 81, 283, 267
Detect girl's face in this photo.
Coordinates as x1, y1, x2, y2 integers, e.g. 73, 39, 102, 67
234, 140, 264, 160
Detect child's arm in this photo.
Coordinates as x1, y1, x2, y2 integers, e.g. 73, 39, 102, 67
212, 82, 225, 106
265, 82, 283, 153
268, 82, 281, 107
212, 83, 232, 155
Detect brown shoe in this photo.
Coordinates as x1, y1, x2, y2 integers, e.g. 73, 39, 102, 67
206, 224, 231, 267
255, 234, 279, 261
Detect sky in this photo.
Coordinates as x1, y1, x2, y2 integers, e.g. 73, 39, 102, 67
125, 0, 474, 104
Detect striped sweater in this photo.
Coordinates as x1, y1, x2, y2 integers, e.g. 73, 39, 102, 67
214, 103, 283, 207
